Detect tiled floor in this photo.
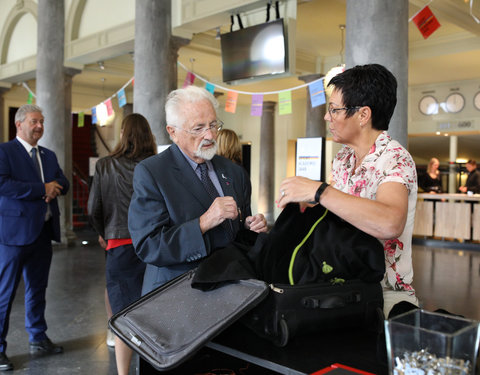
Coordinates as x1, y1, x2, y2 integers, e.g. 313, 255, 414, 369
3, 228, 480, 374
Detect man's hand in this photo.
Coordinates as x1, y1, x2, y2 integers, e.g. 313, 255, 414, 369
199, 196, 238, 233
44, 181, 63, 203
245, 213, 268, 233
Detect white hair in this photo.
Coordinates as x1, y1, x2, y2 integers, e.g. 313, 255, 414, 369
15, 104, 43, 123
165, 86, 218, 128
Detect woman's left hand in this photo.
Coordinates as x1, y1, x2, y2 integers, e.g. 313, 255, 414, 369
276, 176, 321, 209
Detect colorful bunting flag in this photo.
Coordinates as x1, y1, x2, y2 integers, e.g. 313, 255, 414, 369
91, 107, 97, 124
308, 79, 326, 108
117, 88, 127, 108
412, 5, 440, 39
105, 98, 113, 116
78, 112, 85, 128
278, 91, 292, 115
96, 103, 108, 126
205, 82, 215, 95
182, 72, 195, 88
251, 94, 263, 116
27, 91, 33, 104
225, 91, 239, 113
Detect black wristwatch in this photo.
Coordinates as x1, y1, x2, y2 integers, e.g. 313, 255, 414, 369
314, 182, 329, 203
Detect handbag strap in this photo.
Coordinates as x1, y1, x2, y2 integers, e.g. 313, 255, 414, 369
288, 207, 329, 285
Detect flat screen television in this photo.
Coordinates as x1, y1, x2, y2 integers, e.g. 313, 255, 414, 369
220, 19, 288, 84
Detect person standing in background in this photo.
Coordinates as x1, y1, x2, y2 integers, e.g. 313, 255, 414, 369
88, 113, 157, 375
216, 128, 243, 165
418, 157, 442, 193
0, 104, 69, 371
458, 159, 480, 194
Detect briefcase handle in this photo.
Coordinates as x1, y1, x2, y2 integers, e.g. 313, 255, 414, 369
302, 291, 361, 309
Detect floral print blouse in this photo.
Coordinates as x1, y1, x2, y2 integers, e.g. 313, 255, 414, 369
331, 131, 417, 295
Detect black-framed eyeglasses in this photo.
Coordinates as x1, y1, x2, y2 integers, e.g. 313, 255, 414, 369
327, 106, 361, 118
175, 120, 224, 137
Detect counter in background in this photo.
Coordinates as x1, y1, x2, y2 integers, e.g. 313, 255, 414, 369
414, 193, 480, 241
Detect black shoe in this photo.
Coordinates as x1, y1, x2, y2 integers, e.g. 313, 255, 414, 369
0, 352, 13, 371
29, 338, 63, 355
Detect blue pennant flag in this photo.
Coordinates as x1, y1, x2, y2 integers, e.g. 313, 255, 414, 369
91, 107, 97, 124
117, 88, 127, 108
205, 82, 215, 95
308, 78, 326, 108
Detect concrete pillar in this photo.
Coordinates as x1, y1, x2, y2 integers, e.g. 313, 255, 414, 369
0, 86, 10, 141
170, 35, 190, 90
345, 0, 408, 148
134, 1, 189, 146
258, 101, 276, 225
123, 103, 133, 117
449, 135, 458, 193
36, 0, 72, 245
63, 67, 81, 245
299, 73, 326, 138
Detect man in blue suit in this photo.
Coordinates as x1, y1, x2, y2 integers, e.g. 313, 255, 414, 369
0, 104, 69, 371
129, 86, 267, 296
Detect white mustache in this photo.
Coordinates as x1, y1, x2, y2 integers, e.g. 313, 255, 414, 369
200, 139, 216, 147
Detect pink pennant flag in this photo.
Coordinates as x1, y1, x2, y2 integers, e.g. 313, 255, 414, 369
182, 72, 195, 88
251, 94, 263, 116
105, 98, 113, 116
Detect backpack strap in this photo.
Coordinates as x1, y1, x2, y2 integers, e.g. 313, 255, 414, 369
288, 207, 328, 285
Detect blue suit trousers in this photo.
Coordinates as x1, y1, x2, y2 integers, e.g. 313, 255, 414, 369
0, 220, 53, 352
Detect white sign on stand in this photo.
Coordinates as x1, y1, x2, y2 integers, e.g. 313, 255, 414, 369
296, 137, 323, 181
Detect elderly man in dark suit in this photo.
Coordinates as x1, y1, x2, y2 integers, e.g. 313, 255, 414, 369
128, 86, 267, 295
0, 104, 69, 371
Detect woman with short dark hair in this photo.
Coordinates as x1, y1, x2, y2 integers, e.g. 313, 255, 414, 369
277, 64, 418, 317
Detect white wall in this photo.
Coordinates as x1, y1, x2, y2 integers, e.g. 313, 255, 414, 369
77, 0, 134, 39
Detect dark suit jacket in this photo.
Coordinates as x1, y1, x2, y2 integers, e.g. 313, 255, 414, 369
0, 138, 69, 245
466, 169, 480, 194
128, 143, 252, 294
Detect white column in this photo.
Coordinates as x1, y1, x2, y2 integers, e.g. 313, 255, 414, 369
449, 135, 458, 193
258, 101, 276, 225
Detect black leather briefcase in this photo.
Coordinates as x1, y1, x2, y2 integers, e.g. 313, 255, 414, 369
109, 269, 269, 371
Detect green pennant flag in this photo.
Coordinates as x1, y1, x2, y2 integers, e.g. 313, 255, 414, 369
27, 91, 33, 104
278, 90, 292, 115
78, 112, 85, 128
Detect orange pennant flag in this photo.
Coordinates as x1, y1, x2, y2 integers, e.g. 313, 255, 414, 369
225, 91, 239, 113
